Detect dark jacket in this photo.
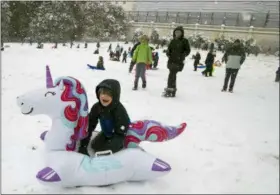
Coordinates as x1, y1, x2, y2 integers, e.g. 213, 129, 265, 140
205, 52, 215, 65
131, 42, 141, 58
222, 44, 246, 69
123, 51, 127, 58
79, 79, 130, 150
194, 53, 201, 64
166, 26, 191, 71
97, 59, 104, 70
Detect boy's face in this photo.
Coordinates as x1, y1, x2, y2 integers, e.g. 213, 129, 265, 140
99, 89, 113, 107
175, 30, 182, 38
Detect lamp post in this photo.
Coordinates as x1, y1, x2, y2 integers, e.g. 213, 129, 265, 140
150, 21, 154, 35
248, 25, 254, 40
219, 24, 225, 39
170, 22, 176, 36
195, 23, 199, 37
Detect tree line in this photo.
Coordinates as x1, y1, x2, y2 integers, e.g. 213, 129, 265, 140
1, 1, 128, 43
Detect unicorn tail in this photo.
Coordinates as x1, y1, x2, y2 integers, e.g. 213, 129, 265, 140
124, 120, 187, 148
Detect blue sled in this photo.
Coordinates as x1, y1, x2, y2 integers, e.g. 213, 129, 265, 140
87, 64, 105, 71
197, 65, 206, 68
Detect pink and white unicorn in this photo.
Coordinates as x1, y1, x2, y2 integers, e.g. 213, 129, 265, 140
16, 65, 187, 187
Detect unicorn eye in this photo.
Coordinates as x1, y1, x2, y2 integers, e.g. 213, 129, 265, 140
44, 91, 56, 97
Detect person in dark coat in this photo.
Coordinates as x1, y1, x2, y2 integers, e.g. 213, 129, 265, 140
202, 50, 216, 77
153, 52, 159, 69
96, 56, 105, 70
115, 44, 121, 61
193, 51, 201, 71
163, 26, 191, 97
94, 48, 99, 54
129, 41, 141, 73
275, 66, 280, 82
84, 42, 88, 49
78, 79, 131, 155
221, 39, 246, 92
122, 51, 127, 63
108, 43, 112, 52
109, 50, 114, 59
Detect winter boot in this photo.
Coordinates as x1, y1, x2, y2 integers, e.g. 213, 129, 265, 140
162, 88, 172, 97
133, 81, 138, 90
170, 88, 177, 97
142, 81, 146, 89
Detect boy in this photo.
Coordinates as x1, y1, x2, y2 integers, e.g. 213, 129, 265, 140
96, 56, 105, 70
202, 50, 216, 77
78, 79, 131, 155
132, 35, 153, 90
193, 51, 201, 71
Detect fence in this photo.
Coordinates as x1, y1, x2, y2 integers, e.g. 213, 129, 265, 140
126, 11, 279, 28
127, 22, 279, 52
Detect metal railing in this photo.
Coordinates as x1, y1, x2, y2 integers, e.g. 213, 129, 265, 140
125, 11, 279, 28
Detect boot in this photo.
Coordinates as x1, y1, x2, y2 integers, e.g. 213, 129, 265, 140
142, 81, 146, 89
162, 88, 172, 97
170, 88, 177, 97
133, 81, 138, 90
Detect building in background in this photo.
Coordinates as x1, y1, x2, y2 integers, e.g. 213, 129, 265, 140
125, 0, 279, 28
133, 0, 279, 13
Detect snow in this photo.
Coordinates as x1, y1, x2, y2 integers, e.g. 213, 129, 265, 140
2, 43, 279, 194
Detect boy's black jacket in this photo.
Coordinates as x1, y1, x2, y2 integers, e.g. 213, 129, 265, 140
79, 79, 130, 150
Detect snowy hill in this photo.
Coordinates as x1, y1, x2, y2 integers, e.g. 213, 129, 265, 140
1, 43, 279, 193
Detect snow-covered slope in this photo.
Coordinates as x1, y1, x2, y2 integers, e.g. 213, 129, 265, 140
1, 43, 279, 194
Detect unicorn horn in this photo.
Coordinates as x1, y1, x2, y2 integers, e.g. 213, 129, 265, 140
46, 65, 54, 88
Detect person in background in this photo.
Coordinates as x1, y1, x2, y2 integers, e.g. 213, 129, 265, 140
96, 56, 105, 70
153, 52, 159, 69
193, 51, 201, 71
131, 35, 152, 90
163, 26, 191, 97
221, 39, 246, 93
107, 43, 112, 52
115, 44, 121, 61
202, 50, 216, 77
275, 66, 280, 82
129, 40, 141, 73
122, 51, 127, 63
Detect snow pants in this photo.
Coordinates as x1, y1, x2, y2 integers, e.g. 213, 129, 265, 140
222, 68, 239, 91
91, 132, 124, 154
134, 63, 146, 86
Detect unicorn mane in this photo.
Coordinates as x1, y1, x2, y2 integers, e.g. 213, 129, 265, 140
54, 76, 89, 151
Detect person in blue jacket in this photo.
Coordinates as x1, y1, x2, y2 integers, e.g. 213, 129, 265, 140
78, 79, 131, 155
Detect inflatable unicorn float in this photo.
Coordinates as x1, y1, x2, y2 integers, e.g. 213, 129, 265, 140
16, 65, 187, 187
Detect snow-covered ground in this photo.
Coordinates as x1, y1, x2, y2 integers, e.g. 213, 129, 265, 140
2, 43, 279, 194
